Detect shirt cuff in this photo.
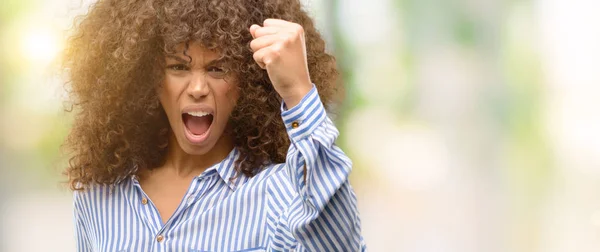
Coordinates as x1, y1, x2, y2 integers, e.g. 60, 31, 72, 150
280, 84, 327, 142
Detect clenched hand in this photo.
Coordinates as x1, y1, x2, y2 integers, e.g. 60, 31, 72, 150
250, 19, 313, 108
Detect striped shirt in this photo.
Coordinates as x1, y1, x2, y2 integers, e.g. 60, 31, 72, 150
73, 86, 367, 251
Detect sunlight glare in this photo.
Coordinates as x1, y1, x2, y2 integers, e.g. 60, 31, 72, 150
21, 28, 61, 65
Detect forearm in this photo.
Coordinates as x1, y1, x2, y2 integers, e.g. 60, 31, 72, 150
268, 85, 365, 251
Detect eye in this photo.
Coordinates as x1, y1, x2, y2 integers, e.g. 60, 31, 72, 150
166, 64, 189, 71
207, 66, 225, 73
207, 66, 228, 79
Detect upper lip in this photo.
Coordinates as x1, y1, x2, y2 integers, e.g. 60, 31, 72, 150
181, 104, 214, 115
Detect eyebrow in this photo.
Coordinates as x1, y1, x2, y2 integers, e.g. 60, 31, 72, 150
165, 54, 226, 66
165, 55, 190, 64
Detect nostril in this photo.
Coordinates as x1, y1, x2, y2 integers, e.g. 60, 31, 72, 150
187, 82, 210, 99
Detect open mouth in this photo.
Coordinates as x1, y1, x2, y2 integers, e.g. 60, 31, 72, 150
182, 111, 214, 143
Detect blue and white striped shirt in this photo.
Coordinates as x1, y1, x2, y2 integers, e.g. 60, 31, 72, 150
73, 86, 366, 251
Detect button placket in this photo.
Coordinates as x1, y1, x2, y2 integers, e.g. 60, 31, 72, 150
186, 177, 201, 206
187, 194, 196, 205
132, 183, 162, 236
186, 175, 212, 206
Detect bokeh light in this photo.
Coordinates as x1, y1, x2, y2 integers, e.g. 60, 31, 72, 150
20, 27, 62, 65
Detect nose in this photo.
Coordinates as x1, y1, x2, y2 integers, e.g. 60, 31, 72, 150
187, 73, 210, 100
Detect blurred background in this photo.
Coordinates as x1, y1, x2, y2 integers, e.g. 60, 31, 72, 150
1, 0, 599, 251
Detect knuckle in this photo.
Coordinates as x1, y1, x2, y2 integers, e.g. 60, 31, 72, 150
264, 57, 272, 65
263, 18, 273, 26
294, 24, 304, 34
282, 34, 294, 44
271, 44, 282, 55
287, 31, 300, 42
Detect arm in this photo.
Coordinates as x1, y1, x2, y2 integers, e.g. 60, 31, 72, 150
267, 86, 366, 251
249, 19, 366, 251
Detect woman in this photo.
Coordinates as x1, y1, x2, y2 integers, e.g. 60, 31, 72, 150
63, 0, 366, 251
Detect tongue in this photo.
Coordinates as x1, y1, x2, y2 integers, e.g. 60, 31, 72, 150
184, 114, 212, 135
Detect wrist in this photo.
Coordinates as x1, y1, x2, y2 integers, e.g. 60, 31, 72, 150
280, 82, 313, 108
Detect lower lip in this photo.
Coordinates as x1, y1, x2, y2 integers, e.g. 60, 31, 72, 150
183, 120, 212, 145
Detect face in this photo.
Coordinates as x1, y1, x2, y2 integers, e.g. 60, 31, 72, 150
158, 41, 239, 156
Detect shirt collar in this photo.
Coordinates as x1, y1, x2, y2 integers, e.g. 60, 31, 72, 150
211, 147, 253, 191
131, 147, 248, 191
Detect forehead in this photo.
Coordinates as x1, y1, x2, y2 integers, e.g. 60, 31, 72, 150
167, 41, 222, 63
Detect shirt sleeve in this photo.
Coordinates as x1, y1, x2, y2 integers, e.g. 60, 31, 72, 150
73, 191, 93, 252
267, 85, 367, 251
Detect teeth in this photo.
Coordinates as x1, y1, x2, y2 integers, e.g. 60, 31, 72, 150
186, 111, 211, 117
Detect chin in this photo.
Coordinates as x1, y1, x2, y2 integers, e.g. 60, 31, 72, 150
180, 142, 215, 155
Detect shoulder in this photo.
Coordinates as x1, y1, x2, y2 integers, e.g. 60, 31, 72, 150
251, 162, 297, 196
241, 162, 292, 189
73, 180, 130, 212
251, 163, 287, 182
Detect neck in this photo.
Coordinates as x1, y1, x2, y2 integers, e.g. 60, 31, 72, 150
161, 132, 234, 178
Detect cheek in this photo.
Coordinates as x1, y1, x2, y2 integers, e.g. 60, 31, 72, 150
158, 77, 183, 108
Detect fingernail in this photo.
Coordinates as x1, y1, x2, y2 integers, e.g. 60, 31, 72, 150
249, 24, 257, 38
